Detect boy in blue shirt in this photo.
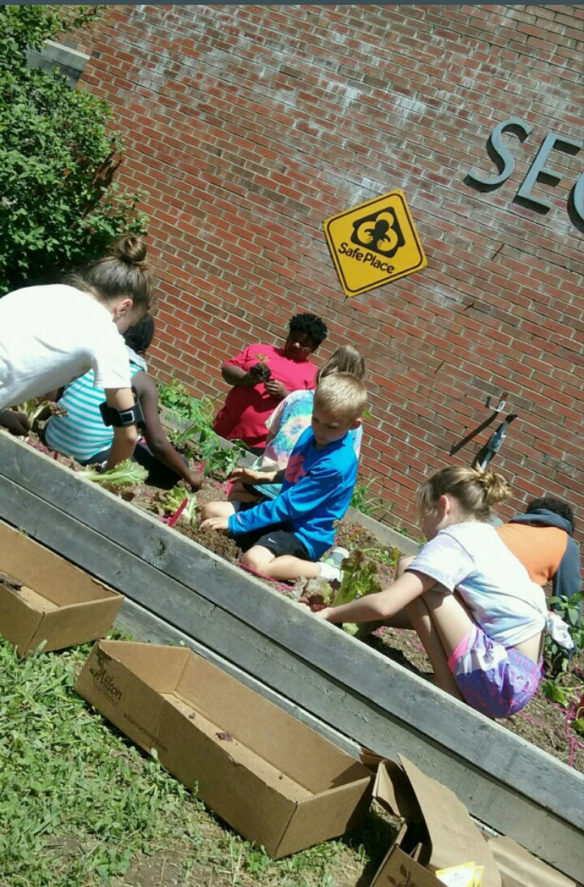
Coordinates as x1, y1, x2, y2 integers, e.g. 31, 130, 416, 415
200, 373, 367, 582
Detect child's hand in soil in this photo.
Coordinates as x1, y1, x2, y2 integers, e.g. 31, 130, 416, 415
185, 469, 204, 490
0, 410, 30, 436
200, 515, 229, 532
264, 378, 288, 399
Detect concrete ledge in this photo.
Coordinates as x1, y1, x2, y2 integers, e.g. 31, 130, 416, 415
26, 40, 90, 87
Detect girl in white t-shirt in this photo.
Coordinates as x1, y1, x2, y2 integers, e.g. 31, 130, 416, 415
318, 467, 569, 718
0, 235, 155, 469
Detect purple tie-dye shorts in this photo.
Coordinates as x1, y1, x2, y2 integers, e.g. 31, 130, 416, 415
447, 623, 542, 718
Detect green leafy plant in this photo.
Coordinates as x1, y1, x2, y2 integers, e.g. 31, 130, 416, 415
159, 380, 249, 479
544, 591, 583, 679
195, 427, 248, 477
573, 703, 584, 737
541, 591, 584, 737
154, 486, 198, 527
14, 396, 66, 428
158, 381, 215, 427
82, 458, 148, 489
0, 6, 147, 293
350, 480, 385, 518
332, 547, 399, 635
299, 544, 399, 631
334, 547, 399, 607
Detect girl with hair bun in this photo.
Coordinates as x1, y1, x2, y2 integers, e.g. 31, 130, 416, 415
0, 234, 155, 468
318, 466, 572, 718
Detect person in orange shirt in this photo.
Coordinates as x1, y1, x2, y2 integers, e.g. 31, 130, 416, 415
497, 497, 581, 609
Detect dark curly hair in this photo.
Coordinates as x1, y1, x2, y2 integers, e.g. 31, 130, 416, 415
526, 496, 575, 530
124, 314, 155, 354
288, 313, 328, 347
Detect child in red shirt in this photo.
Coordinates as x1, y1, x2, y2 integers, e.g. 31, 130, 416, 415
213, 313, 327, 453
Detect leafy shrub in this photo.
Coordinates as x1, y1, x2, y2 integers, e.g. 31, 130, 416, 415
0, 6, 147, 293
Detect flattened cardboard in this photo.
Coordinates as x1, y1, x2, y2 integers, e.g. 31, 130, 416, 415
371, 758, 501, 887
75, 640, 373, 858
373, 844, 451, 887
487, 837, 579, 887
0, 521, 122, 657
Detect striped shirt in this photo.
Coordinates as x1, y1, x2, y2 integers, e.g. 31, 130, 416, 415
45, 359, 143, 463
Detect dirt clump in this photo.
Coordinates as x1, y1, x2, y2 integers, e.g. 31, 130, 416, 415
178, 522, 242, 562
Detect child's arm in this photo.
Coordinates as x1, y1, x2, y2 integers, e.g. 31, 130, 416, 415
230, 466, 285, 485
134, 373, 202, 489
221, 364, 257, 388
221, 346, 266, 388
226, 463, 342, 538
318, 569, 436, 623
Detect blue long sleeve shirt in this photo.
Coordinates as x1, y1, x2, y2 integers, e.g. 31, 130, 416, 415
228, 427, 358, 559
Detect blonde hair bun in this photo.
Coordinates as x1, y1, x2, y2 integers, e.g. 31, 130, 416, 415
417, 465, 511, 522
475, 468, 511, 505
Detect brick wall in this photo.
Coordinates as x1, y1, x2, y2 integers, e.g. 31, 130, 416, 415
79, 5, 583, 535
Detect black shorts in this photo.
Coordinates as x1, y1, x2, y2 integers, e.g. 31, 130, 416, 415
231, 523, 310, 559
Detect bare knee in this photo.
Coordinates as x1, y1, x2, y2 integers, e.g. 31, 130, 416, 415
241, 545, 274, 572
201, 500, 234, 521
227, 480, 259, 504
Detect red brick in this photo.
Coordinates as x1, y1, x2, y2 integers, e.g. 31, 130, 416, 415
70, 4, 584, 533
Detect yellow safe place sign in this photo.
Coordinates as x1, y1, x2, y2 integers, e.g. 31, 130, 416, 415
323, 190, 427, 297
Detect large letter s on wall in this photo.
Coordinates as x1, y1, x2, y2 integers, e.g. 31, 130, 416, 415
466, 118, 532, 191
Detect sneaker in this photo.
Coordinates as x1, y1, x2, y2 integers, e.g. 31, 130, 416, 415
319, 547, 349, 583
323, 546, 349, 569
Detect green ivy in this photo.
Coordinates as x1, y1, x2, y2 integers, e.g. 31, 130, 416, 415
0, 6, 147, 294
158, 379, 249, 479
350, 479, 385, 518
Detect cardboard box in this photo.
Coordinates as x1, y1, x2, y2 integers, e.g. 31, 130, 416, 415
487, 837, 579, 887
75, 640, 374, 858
370, 760, 580, 887
0, 521, 123, 657
371, 757, 502, 887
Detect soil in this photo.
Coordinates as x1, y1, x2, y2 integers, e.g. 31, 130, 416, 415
248, 362, 271, 383
21, 434, 584, 774
181, 522, 242, 562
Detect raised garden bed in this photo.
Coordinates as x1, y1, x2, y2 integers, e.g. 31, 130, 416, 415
0, 430, 582, 880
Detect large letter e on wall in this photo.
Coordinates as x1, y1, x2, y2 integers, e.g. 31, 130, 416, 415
465, 117, 584, 229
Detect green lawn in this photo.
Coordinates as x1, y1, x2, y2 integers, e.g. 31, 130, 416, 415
0, 636, 393, 887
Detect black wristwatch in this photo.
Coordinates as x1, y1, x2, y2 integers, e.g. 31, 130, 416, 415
99, 400, 144, 428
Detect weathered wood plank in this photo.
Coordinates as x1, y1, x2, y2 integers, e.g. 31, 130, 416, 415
1, 433, 582, 878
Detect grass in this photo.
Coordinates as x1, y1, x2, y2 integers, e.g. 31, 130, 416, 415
0, 636, 393, 887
